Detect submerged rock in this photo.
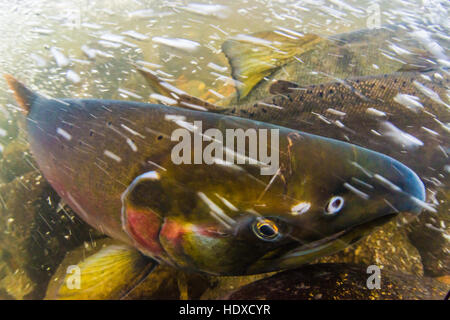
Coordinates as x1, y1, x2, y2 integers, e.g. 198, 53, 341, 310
317, 219, 424, 276
226, 263, 449, 300
406, 188, 450, 278
124, 267, 210, 300
200, 273, 273, 300
0, 139, 35, 183
0, 171, 102, 299
0, 287, 15, 300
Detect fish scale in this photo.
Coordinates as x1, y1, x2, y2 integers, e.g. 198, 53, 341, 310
220, 70, 449, 193
233, 71, 449, 122
138, 62, 449, 198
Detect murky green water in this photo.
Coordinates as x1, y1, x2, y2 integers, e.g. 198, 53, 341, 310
0, 0, 448, 299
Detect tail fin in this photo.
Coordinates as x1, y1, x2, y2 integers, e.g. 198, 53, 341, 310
3, 74, 37, 115
135, 65, 221, 112
222, 31, 323, 99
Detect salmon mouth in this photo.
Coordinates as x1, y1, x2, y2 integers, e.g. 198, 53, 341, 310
246, 213, 396, 274
281, 213, 396, 259
282, 229, 349, 258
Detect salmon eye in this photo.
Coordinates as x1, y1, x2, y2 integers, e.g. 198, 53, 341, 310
325, 196, 344, 215
252, 219, 280, 241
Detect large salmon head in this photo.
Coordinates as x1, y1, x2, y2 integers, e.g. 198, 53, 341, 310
123, 118, 426, 275
6, 75, 426, 275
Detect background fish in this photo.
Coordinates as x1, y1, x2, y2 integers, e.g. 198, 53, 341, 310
140, 66, 449, 199
222, 24, 449, 103
224, 70, 450, 190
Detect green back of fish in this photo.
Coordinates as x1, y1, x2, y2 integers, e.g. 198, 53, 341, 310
225, 70, 449, 195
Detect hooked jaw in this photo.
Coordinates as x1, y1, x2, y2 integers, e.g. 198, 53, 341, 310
247, 144, 427, 274
347, 149, 426, 215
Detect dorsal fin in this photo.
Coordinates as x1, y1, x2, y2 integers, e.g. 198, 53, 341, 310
3, 74, 37, 115
222, 31, 323, 100
136, 65, 221, 112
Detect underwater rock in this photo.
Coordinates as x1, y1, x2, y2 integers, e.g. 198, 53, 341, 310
0, 170, 102, 299
200, 273, 273, 300
0, 139, 35, 183
0, 288, 15, 300
0, 262, 34, 299
0, 115, 19, 148
125, 267, 210, 300
406, 188, 450, 278
316, 219, 424, 276
225, 263, 449, 300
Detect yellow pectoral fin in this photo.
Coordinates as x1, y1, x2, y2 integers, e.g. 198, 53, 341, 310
45, 239, 156, 300
222, 31, 323, 99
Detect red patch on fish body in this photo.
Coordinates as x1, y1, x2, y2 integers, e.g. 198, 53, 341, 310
125, 207, 164, 256
159, 218, 188, 249
159, 220, 228, 255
